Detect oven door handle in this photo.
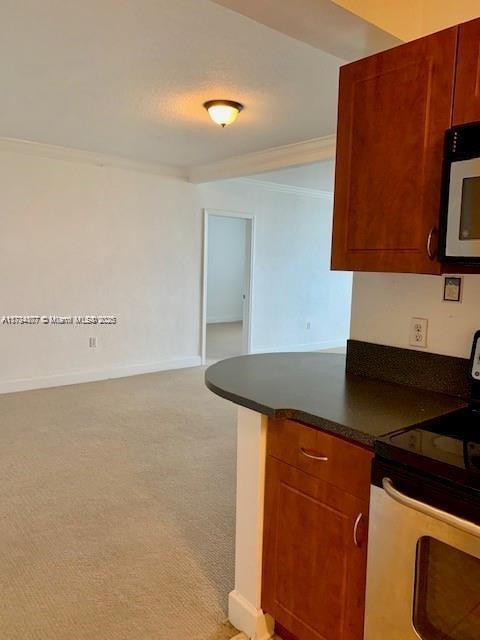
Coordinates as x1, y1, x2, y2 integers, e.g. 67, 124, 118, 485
382, 477, 480, 539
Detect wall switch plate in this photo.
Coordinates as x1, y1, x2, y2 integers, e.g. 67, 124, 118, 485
409, 318, 428, 348
89, 336, 97, 348
306, 320, 311, 330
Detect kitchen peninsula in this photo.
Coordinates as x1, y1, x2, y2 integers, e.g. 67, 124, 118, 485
205, 342, 469, 640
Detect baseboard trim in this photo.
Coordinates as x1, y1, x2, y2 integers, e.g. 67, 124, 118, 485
252, 339, 346, 354
228, 590, 274, 640
0, 356, 202, 394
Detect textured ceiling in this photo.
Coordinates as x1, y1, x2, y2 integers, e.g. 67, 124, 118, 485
0, 0, 345, 168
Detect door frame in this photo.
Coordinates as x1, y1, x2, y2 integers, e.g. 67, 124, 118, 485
201, 208, 255, 365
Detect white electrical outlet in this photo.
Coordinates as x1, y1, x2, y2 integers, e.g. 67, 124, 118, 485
89, 336, 97, 348
409, 317, 428, 348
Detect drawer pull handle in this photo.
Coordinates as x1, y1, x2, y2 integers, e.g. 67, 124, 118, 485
300, 448, 328, 462
353, 513, 363, 547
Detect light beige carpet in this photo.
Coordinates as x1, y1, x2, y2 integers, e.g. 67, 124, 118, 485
206, 323, 243, 363
0, 366, 237, 640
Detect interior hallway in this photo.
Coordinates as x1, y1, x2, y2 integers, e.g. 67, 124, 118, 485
206, 322, 243, 362
0, 367, 238, 640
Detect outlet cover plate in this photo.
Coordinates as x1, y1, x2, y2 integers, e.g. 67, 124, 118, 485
409, 317, 428, 348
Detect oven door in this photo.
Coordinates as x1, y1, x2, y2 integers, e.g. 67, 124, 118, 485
364, 479, 480, 640
444, 157, 480, 260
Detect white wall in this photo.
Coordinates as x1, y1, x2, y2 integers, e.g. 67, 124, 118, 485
0, 148, 201, 392
207, 216, 246, 323
350, 273, 480, 359
0, 148, 351, 392
199, 180, 352, 353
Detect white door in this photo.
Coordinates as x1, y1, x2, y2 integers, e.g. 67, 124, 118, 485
241, 219, 253, 355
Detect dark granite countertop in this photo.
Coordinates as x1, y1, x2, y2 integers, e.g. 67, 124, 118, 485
205, 352, 467, 448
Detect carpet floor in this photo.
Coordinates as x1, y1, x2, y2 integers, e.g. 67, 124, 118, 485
0, 366, 237, 640
206, 323, 243, 363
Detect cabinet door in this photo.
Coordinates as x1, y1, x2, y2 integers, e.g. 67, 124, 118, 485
453, 18, 480, 125
262, 457, 369, 640
332, 27, 458, 274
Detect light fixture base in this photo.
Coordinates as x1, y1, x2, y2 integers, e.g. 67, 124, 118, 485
203, 100, 244, 127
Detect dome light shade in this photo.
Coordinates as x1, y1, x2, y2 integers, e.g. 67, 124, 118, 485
203, 100, 244, 127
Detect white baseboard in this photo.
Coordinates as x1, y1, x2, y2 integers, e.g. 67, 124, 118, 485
252, 338, 346, 354
207, 316, 243, 324
228, 590, 274, 640
0, 356, 202, 394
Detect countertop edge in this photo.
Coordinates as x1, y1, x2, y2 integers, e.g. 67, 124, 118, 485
205, 374, 376, 448
205, 377, 276, 418
276, 409, 376, 448
205, 351, 468, 450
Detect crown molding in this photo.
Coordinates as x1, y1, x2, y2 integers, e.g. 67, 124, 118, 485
0, 137, 188, 179
188, 134, 336, 184
234, 177, 333, 200
0, 135, 337, 185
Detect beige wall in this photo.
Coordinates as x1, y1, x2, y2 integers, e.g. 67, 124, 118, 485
422, 0, 479, 34
332, 0, 422, 41
333, 0, 479, 41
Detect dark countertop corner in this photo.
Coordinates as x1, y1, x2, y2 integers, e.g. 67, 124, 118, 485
205, 350, 468, 448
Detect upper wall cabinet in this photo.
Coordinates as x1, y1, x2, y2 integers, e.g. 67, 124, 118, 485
453, 18, 480, 125
331, 27, 458, 274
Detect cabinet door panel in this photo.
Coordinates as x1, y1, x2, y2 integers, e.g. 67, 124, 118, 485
453, 18, 480, 125
332, 27, 457, 274
262, 457, 368, 640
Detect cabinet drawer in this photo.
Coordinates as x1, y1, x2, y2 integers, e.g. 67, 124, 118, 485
267, 418, 373, 501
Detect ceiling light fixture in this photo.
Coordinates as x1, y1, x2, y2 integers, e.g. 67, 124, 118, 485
203, 100, 244, 127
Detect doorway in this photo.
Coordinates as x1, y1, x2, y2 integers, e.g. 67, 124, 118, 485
201, 209, 254, 364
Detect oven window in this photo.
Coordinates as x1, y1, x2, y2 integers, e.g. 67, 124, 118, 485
413, 537, 480, 639
459, 177, 480, 240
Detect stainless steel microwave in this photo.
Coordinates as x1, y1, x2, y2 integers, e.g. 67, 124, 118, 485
439, 122, 480, 265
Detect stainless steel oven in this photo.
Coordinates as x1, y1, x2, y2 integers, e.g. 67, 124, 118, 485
365, 464, 480, 640
365, 333, 480, 639
439, 122, 480, 265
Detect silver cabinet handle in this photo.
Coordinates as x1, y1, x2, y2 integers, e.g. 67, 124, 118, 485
383, 478, 480, 539
426, 226, 437, 260
353, 513, 363, 547
300, 447, 328, 462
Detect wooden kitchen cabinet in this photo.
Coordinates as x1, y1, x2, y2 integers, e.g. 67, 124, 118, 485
331, 26, 458, 274
262, 419, 373, 640
453, 18, 480, 125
